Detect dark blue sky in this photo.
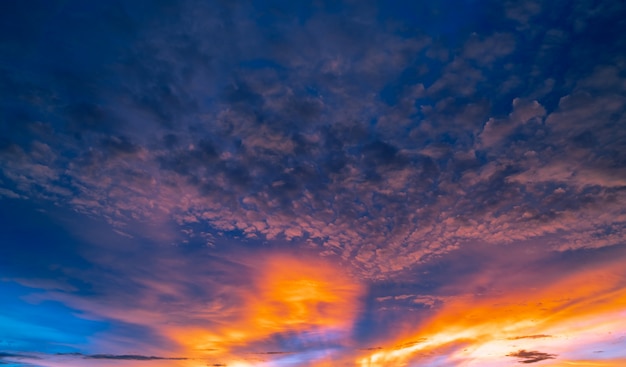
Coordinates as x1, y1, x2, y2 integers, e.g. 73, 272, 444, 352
1, 1, 626, 366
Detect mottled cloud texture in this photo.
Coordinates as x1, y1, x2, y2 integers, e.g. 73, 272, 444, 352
1, 0, 626, 366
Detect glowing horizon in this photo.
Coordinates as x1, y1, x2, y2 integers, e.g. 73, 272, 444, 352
1, 0, 626, 366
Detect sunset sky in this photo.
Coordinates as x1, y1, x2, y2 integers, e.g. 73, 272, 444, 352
1, 1, 626, 366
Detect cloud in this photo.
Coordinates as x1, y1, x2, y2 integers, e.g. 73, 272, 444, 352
478, 98, 546, 148
15, 250, 364, 365
1, 2, 626, 365
0, 352, 32, 359
507, 349, 556, 363
356, 255, 626, 366
0, 352, 39, 367
0, 351, 193, 367
58, 353, 186, 361
505, 0, 542, 25
463, 33, 516, 65
161, 253, 365, 363
0, 187, 24, 199
1, 0, 625, 283
508, 335, 552, 340
252, 351, 293, 355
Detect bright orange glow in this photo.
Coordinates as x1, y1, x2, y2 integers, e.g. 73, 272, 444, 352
542, 361, 626, 366
253, 255, 361, 330
357, 260, 626, 366
167, 254, 364, 365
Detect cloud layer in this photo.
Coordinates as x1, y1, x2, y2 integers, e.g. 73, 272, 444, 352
1, 0, 626, 366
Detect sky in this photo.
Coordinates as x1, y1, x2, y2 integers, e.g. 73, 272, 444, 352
1, 0, 626, 366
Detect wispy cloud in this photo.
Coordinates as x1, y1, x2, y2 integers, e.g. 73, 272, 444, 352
57, 353, 187, 361
507, 349, 556, 364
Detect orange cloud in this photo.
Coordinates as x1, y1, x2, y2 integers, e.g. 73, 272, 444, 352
252, 255, 363, 332
167, 253, 364, 365
357, 258, 626, 366
541, 360, 626, 367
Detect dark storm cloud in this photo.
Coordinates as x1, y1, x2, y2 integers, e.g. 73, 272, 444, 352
507, 349, 557, 363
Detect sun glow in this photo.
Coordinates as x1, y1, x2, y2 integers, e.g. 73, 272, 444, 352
357, 261, 626, 366
167, 254, 363, 365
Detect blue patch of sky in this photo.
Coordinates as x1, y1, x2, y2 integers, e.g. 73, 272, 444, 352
252, 0, 314, 26
0, 282, 108, 354
378, 0, 489, 42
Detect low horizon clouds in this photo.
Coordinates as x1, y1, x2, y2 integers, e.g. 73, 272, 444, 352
1, 0, 626, 366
